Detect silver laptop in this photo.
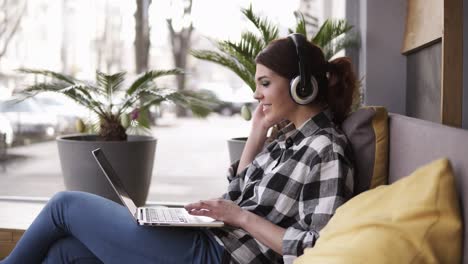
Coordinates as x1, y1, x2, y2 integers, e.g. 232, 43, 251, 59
92, 148, 224, 228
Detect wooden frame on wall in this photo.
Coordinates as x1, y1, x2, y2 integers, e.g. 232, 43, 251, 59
402, 0, 463, 127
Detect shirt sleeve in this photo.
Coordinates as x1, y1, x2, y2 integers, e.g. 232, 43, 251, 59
222, 160, 250, 201
222, 137, 281, 201
282, 149, 354, 262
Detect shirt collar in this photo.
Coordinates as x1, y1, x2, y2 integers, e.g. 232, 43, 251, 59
276, 109, 334, 148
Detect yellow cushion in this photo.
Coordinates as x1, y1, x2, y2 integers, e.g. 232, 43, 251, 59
294, 158, 462, 264
342, 106, 389, 194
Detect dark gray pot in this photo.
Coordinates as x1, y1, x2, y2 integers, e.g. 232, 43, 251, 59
227, 137, 247, 163
56, 134, 157, 207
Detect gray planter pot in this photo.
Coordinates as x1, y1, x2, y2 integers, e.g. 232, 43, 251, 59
56, 134, 157, 207
227, 137, 247, 163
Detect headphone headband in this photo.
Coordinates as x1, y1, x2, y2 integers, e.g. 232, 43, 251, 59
288, 33, 309, 97
287, 33, 318, 105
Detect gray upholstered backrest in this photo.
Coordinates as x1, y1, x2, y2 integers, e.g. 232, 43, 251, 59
388, 113, 468, 263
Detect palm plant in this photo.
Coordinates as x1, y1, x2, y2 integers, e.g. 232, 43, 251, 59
191, 6, 360, 118
190, 6, 361, 162
191, 5, 277, 93
17, 68, 218, 141
290, 14, 359, 61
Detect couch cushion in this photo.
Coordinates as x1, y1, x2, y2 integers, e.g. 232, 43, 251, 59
294, 158, 462, 264
341, 106, 388, 194
388, 114, 468, 263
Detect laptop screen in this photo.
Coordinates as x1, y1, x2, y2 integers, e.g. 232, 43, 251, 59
92, 148, 138, 217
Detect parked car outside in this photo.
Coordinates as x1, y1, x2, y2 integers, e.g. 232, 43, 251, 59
0, 113, 14, 146
201, 83, 257, 116
32, 92, 89, 134
0, 97, 58, 138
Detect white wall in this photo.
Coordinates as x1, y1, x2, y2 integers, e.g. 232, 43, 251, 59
348, 0, 407, 114
350, 0, 468, 125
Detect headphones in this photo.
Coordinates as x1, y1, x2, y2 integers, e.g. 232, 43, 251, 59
288, 33, 319, 105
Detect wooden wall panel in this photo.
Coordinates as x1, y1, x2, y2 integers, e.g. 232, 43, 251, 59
402, 0, 443, 54
403, 0, 463, 127
406, 42, 441, 123
441, 0, 463, 126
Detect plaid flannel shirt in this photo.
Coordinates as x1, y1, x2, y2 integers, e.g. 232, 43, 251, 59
210, 109, 354, 264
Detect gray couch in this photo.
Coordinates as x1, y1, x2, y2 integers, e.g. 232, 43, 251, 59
388, 113, 468, 263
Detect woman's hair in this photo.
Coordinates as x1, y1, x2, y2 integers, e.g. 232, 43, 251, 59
255, 36, 357, 124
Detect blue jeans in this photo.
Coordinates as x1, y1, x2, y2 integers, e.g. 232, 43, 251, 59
0, 191, 224, 264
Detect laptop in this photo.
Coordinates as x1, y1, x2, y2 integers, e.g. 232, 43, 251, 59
92, 148, 224, 227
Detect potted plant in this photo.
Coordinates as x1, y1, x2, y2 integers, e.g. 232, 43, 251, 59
17, 69, 218, 206
191, 5, 360, 162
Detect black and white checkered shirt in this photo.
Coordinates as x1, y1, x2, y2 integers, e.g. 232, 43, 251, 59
210, 109, 354, 264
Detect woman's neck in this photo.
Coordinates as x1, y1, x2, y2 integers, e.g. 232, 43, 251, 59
289, 104, 325, 128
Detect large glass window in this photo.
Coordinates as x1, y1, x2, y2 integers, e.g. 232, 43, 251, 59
0, 0, 346, 203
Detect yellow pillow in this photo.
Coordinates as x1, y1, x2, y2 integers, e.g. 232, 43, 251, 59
294, 158, 462, 264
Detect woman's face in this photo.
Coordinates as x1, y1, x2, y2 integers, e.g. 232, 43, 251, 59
254, 64, 297, 124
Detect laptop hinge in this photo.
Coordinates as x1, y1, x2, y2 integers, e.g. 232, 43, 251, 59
138, 208, 145, 222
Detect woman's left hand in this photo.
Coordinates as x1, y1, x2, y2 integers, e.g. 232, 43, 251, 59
184, 199, 247, 227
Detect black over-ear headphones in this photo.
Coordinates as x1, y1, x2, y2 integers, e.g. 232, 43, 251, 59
288, 33, 319, 105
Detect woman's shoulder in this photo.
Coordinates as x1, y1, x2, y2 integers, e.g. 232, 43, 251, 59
309, 122, 348, 142
303, 125, 350, 156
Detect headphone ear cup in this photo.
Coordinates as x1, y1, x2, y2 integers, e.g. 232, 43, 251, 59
289, 76, 319, 105
308, 76, 319, 102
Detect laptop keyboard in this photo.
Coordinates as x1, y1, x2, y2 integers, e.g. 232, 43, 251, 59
146, 208, 188, 223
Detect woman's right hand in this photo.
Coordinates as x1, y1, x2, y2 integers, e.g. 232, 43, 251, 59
236, 105, 275, 172
251, 104, 278, 134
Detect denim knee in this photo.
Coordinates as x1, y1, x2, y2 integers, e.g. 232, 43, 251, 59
42, 237, 102, 264
49, 191, 89, 207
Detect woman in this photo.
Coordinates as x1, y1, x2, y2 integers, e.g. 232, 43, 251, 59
1, 33, 356, 264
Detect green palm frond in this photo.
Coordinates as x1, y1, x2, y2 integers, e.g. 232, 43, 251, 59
242, 4, 279, 45
21, 81, 70, 94
21, 74, 104, 114
218, 38, 259, 76
322, 32, 360, 60
96, 71, 126, 97
131, 107, 152, 129
139, 93, 166, 109
191, 32, 262, 92
191, 7, 360, 109
312, 19, 354, 50
235, 32, 264, 58
191, 5, 278, 92
127, 69, 183, 96
20, 78, 107, 117
60, 85, 107, 116
165, 90, 220, 118
190, 50, 255, 91
11, 82, 70, 105
289, 12, 307, 36
17, 68, 77, 84
18, 67, 215, 140
118, 85, 169, 115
